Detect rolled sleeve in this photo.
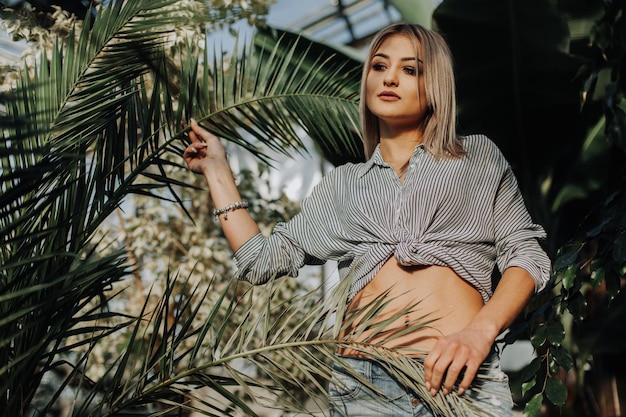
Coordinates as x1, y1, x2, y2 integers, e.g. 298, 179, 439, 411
233, 227, 307, 285
493, 167, 552, 293
496, 229, 552, 293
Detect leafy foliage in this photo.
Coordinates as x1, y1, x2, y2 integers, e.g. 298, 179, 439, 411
433, 0, 626, 415
1, 0, 202, 413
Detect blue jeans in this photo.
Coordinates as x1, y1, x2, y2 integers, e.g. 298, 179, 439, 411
328, 351, 514, 417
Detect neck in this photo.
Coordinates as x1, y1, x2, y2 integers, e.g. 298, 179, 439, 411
378, 128, 422, 162
377, 129, 422, 182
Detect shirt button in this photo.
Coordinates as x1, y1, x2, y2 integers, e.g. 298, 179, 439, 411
411, 397, 420, 406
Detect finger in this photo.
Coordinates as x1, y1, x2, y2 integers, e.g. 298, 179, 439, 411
423, 350, 440, 392
190, 118, 216, 142
185, 141, 207, 152
183, 142, 207, 158
440, 344, 472, 394
188, 127, 203, 144
441, 357, 467, 395
183, 119, 205, 144
425, 351, 451, 396
456, 359, 480, 395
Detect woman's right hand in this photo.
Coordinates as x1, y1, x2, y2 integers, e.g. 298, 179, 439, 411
183, 118, 227, 174
182, 118, 261, 251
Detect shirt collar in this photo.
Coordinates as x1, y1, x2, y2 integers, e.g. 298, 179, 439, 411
357, 145, 384, 177
357, 143, 425, 178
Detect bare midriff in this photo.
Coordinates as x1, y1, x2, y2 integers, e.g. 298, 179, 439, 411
337, 256, 484, 358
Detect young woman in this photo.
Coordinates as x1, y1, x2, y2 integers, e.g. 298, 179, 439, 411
183, 23, 551, 417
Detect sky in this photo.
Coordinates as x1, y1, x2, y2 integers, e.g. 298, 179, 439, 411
207, 0, 331, 55
211, 0, 402, 54
266, 0, 334, 27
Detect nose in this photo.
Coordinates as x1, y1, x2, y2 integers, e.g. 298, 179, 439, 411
383, 75, 397, 87
383, 68, 398, 87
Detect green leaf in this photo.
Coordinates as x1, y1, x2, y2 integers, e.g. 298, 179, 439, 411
566, 291, 588, 322
590, 266, 606, 288
546, 320, 565, 345
210, 25, 365, 167
560, 264, 578, 291
585, 216, 611, 238
546, 376, 568, 406
605, 273, 621, 303
522, 376, 537, 397
520, 357, 542, 383
548, 354, 560, 374
613, 233, 626, 264
523, 393, 544, 417
551, 184, 590, 213
530, 323, 547, 348
553, 250, 579, 271
550, 345, 574, 371
554, 292, 570, 316
389, 0, 437, 28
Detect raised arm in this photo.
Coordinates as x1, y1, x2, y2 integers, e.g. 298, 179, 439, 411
183, 119, 260, 251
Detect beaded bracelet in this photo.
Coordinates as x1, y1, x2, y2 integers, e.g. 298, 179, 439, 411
213, 201, 249, 221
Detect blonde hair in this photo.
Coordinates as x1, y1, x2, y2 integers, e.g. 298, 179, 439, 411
360, 23, 465, 159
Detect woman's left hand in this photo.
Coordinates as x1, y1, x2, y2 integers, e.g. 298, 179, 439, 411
423, 327, 494, 396
423, 267, 536, 397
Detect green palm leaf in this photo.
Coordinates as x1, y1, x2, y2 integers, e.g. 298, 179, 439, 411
1, 0, 205, 413
170, 25, 364, 167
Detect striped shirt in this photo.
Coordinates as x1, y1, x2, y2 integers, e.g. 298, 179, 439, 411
234, 134, 551, 303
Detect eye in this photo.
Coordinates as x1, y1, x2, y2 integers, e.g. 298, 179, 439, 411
403, 66, 417, 76
371, 62, 387, 71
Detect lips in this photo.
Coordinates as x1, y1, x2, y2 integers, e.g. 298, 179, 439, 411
378, 90, 400, 100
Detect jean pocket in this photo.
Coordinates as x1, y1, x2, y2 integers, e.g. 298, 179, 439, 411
329, 365, 363, 400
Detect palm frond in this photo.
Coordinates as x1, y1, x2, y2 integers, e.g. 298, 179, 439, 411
67, 268, 487, 416
168, 25, 364, 168
1, 0, 206, 414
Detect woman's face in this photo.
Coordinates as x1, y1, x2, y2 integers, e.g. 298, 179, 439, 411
365, 34, 428, 131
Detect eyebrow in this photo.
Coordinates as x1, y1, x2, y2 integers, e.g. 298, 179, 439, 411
373, 53, 423, 63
